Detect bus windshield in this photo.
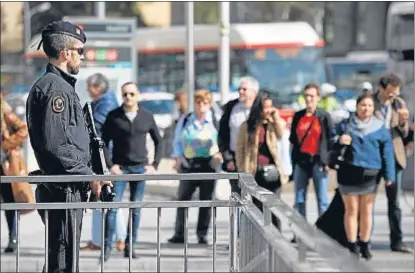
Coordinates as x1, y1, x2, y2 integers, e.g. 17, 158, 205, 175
245, 48, 327, 106
328, 61, 388, 91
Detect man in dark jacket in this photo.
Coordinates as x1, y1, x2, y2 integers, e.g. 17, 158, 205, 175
102, 82, 162, 261
218, 76, 259, 194
26, 21, 111, 272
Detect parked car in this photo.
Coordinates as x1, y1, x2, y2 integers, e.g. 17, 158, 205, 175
139, 92, 176, 133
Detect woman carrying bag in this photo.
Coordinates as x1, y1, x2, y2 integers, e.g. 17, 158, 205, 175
236, 92, 287, 230
289, 83, 334, 220
333, 92, 395, 260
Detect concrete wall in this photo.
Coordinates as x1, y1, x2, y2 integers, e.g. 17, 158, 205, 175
137, 2, 171, 28
0, 2, 24, 52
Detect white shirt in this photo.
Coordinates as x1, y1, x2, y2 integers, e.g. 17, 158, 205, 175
229, 102, 251, 152
125, 111, 137, 122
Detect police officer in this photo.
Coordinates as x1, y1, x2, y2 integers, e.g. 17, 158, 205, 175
26, 21, 112, 272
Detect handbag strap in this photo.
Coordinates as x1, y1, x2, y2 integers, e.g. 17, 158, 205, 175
339, 117, 352, 157
298, 116, 317, 150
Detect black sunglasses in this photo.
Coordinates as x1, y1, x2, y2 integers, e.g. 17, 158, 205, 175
68, 47, 85, 56
122, 92, 135, 98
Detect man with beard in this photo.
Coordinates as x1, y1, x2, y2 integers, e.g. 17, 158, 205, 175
26, 21, 112, 272
373, 74, 413, 254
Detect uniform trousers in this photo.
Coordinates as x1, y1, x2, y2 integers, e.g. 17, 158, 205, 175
36, 183, 86, 273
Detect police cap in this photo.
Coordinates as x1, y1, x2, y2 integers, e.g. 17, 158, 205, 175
37, 21, 87, 50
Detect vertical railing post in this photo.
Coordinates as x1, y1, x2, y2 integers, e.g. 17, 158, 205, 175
72, 210, 77, 273
263, 206, 273, 272
44, 210, 49, 272
212, 206, 217, 272
100, 208, 105, 272
157, 207, 161, 273
184, 207, 189, 272
15, 211, 20, 272
128, 209, 133, 272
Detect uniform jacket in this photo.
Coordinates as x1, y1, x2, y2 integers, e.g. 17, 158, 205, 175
26, 64, 93, 176
236, 116, 289, 185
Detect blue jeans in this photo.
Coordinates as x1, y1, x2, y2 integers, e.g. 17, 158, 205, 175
91, 208, 126, 246
105, 166, 146, 249
293, 163, 329, 219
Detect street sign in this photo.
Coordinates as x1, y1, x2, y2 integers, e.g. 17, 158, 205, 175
63, 17, 136, 39
61, 17, 137, 106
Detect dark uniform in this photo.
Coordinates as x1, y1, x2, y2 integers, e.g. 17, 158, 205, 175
26, 21, 92, 273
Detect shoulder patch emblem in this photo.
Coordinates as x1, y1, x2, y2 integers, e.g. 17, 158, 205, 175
52, 96, 65, 113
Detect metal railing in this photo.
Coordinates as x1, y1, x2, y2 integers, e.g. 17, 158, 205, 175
0, 173, 374, 272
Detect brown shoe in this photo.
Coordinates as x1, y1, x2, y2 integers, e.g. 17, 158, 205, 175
391, 245, 413, 254
80, 241, 101, 251
116, 240, 125, 251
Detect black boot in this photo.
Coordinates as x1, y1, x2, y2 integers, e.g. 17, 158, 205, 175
4, 238, 16, 253
124, 243, 138, 259
347, 241, 359, 256
359, 241, 372, 260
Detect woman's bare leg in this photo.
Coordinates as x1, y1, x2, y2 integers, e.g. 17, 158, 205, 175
342, 194, 360, 242
359, 194, 376, 242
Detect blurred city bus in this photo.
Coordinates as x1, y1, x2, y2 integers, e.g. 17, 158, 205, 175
25, 21, 329, 123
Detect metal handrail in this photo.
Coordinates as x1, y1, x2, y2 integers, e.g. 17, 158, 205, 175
1, 200, 239, 210
0, 173, 239, 183
238, 173, 374, 272
232, 193, 312, 272
0, 172, 375, 272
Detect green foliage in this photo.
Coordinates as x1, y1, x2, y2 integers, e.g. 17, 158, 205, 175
194, 2, 218, 24
105, 2, 146, 27
1, 4, 6, 32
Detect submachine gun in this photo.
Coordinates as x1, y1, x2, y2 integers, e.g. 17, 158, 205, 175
83, 102, 116, 202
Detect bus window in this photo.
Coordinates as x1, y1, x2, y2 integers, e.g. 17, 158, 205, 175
138, 49, 241, 93
244, 47, 327, 107
329, 62, 388, 91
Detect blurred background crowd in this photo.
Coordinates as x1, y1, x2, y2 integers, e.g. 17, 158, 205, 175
1, 0, 413, 186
